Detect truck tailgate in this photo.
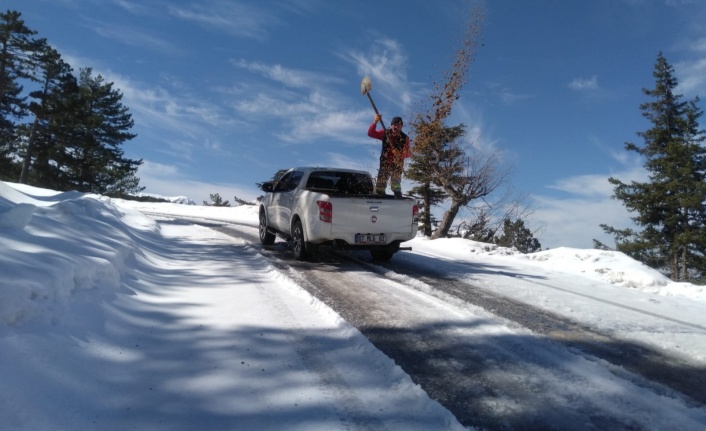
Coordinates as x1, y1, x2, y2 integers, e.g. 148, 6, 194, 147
330, 197, 415, 236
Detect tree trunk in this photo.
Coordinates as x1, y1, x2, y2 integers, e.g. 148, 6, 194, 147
422, 182, 432, 237
19, 116, 40, 184
432, 199, 463, 239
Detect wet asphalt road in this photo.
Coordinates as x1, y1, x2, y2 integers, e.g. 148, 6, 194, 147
172, 218, 706, 430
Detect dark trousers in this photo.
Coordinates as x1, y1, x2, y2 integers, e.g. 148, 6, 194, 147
375, 158, 403, 195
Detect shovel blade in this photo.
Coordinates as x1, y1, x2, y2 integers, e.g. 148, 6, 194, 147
360, 76, 372, 95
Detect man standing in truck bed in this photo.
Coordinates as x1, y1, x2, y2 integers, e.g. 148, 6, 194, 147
368, 114, 411, 198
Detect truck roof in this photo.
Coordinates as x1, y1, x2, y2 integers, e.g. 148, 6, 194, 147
288, 167, 371, 175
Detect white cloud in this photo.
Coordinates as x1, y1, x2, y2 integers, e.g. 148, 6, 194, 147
533, 165, 647, 249
483, 82, 532, 105
137, 160, 259, 203
91, 69, 238, 153
230, 59, 376, 145
676, 57, 706, 97
109, 0, 153, 16
341, 36, 421, 110
672, 6, 706, 96
47, 63, 244, 167
284, 107, 369, 145
139, 160, 180, 177
687, 36, 706, 53
532, 193, 634, 249
500, 89, 531, 104
168, 1, 279, 41
61, 55, 212, 139
234, 92, 320, 119
84, 19, 180, 53
232, 59, 344, 89
568, 76, 599, 91
547, 173, 617, 197
546, 162, 647, 198
450, 102, 501, 155
665, 0, 698, 5
328, 152, 375, 171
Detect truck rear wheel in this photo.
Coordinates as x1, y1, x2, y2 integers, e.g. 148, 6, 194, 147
259, 210, 275, 245
291, 219, 309, 260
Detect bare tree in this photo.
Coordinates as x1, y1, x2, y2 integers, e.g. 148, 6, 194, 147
432, 145, 512, 238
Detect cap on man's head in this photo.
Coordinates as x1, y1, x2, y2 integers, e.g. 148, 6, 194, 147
391, 116, 403, 125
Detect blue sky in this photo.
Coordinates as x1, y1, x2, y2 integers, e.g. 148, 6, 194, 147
7, 0, 706, 249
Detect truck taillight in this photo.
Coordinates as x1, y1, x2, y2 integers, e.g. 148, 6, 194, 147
317, 200, 332, 223
413, 204, 419, 222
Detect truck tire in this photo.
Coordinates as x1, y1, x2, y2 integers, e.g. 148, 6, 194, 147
291, 219, 309, 260
259, 209, 275, 245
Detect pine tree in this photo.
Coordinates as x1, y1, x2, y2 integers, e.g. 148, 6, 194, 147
495, 218, 541, 253
56, 68, 142, 195
405, 123, 459, 236
1, 10, 142, 195
602, 53, 706, 282
204, 193, 230, 207
406, 2, 492, 239
233, 195, 255, 206
38, 67, 82, 189
406, 182, 446, 236
18, 42, 72, 184
457, 210, 495, 242
0, 10, 41, 178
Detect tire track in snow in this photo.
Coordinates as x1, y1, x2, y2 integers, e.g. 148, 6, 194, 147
373, 254, 706, 408
238, 247, 389, 430
281, 254, 706, 430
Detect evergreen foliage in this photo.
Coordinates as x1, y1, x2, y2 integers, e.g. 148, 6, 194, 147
233, 195, 255, 206
405, 124, 456, 236
256, 169, 288, 189
602, 53, 706, 283
455, 213, 496, 242
0, 10, 39, 176
204, 193, 230, 207
18, 41, 72, 185
407, 183, 445, 236
495, 218, 542, 253
0, 10, 142, 196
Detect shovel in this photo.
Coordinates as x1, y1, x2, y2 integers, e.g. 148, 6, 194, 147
360, 76, 386, 131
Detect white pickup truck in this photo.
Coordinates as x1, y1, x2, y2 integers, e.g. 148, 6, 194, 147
258, 167, 419, 261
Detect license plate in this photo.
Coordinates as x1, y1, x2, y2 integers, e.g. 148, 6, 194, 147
355, 233, 386, 244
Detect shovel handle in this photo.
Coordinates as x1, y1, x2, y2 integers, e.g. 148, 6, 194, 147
366, 93, 386, 131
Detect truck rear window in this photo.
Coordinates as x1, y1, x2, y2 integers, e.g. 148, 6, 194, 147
306, 171, 374, 195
